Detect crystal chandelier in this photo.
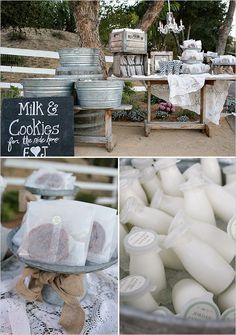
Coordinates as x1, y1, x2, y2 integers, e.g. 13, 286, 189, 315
158, 0, 184, 34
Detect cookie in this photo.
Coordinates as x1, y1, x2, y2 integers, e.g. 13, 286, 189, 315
88, 221, 106, 254
28, 223, 69, 262
35, 173, 64, 189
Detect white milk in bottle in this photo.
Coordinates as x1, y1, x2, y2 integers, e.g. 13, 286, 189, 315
124, 229, 167, 299
164, 224, 235, 294
154, 159, 185, 197
120, 196, 172, 234
120, 275, 159, 312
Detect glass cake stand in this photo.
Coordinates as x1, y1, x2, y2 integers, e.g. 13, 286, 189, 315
7, 228, 118, 306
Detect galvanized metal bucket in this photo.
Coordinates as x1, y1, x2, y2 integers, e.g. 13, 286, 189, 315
56, 48, 103, 77
74, 110, 105, 136
120, 158, 234, 334
75, 80, 124, 108
22, 78, 74, 97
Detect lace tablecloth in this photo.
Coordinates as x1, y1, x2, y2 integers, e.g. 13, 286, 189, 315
0, 257, 118, 335
151, 74, 232, 125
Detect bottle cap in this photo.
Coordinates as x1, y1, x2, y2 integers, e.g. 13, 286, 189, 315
150, 188, 164, 209
124, 228, 160, 254
227, 215, 236, 241
120, 275, 152, 300
139, 166, 157, 183
183, 163, 202, 180
131, 158, 153, 170
221, 307, 236, 320
182, 297, 220, 320
223, 164, 236, 175
154, 158, 179, 171
120, 196, 145, 224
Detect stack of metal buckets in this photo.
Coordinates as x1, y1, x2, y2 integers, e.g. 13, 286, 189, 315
22, 48, 124, 137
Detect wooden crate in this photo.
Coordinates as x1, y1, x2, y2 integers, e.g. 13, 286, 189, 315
150, 51, 173, 74
112, 53, 148, 77
109, 29, 147, 54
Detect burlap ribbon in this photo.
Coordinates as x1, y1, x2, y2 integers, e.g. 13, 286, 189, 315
16, 267, 85, 334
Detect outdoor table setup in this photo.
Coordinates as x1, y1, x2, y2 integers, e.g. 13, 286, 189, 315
109, 73, 236, 137
108, 30, 236, 138
1, 168, 118, 334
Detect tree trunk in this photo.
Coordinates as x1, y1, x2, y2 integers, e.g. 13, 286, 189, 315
70, 1, 108, 77
217, 0, 236, 55
172, 32, 181, 55
137, 0, 165, 32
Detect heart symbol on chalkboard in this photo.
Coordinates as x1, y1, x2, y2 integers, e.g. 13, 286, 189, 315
30, 146, 41, 157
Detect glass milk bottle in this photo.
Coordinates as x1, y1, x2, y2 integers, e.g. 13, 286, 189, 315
151, 189, 184, 217
164, 224, 235, 294
131, 158, 154, 170
218, 282, 236, 313
201, 158, 222, 185
120, 223, 130, 272
157, 235, 184, 271
172, 279, 220, 320
224, 181, 236, 197
120, 169, 148, 205
204, 182, 236, 223
183, 163, 202, 180
180, 176, 216, 225
120, 196, 172, 234
154, 158, 185, 197
119, 179, 147, 209
120, 275, 159, 312
124, 229, 167, 299
223, 164, 236, 184
169, 210, 236, 263
139, 166, 162, 201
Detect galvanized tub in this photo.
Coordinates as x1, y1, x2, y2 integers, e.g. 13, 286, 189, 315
22, 78, 74, 97
56, 48, 103, 77
75, 80, 124, 108
120, 158, 235, 334
74, 110, 105, 137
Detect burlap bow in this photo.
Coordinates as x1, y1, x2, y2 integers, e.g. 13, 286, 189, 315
16, 267, 85, 334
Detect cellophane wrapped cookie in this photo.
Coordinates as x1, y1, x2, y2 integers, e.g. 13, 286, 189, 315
24, 168, 76, 190
80, 202, 117, 264
14, 200, 95, 266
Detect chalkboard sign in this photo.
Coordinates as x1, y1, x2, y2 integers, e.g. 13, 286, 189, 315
1, 96, 74, 157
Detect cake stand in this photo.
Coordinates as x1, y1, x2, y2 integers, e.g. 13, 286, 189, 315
8, 228, 117, 306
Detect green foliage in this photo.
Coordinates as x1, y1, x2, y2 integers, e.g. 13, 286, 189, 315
74, 191, 97, 204
1, 86, 21, 103
176, 109, 196, 119
176, 0, 227, 52
1, 54, 25, 66
122, 81, 135, 104
1, 190, 19, 222
8, 30, 27, 40
1, 0, 75, 32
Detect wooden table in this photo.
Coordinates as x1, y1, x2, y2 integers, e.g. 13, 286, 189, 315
109, 74, 236, 137
74, 104, 132, 152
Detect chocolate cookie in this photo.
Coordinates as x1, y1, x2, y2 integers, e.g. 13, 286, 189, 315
28, 223, 69, 262
88, 221, 106, 254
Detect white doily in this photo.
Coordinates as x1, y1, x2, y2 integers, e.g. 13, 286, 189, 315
151, 74, 231, 125
1, 257, 118, 335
